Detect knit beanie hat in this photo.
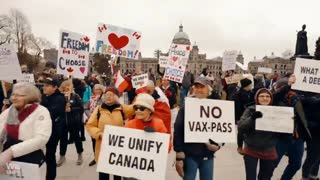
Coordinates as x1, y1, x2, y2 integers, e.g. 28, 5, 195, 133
134, 93, 155, 112
240, 78, 252, 88
255, 88, 273, 105
105, 86, 120, 97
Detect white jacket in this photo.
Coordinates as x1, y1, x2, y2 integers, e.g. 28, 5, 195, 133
0, 105, 52, 158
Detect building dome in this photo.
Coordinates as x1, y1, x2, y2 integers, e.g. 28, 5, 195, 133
172, 24, 191, 45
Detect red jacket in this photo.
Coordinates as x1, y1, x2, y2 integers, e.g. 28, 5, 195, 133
153, 100, 172, 134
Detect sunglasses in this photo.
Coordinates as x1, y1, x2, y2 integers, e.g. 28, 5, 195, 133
134, 106, 147, 111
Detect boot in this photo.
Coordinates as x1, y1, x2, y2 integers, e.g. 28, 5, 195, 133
57, 156, 66, 167
89, 159, 96, 166
77, 153, 83, 165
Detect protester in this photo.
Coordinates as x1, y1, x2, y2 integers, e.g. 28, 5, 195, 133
160, 78, 176, 109
222, 70, 238, 100
238, 88, 277, 180
85, 84, 105, 167
234, 78, 254, 154
57, 80, 84, 166
0, 82, 52, 174
81, 80, 92, 141
86, 87, 134, 180
180, 67, 194, 107
174, 76, 221, 180
41, 78, 66, 180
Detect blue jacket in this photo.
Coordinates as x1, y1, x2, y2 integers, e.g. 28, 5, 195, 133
82, 85, 92, 104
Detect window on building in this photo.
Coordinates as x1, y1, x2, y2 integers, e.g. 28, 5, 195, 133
133, 64, 135, 68
275, 64, 278, 69
284, 65, 286, 69
126, 63, 128, 68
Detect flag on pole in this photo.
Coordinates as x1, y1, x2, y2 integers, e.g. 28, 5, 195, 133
114, 70, 129, 93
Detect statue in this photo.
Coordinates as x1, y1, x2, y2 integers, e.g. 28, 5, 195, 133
295, 24, 309, 56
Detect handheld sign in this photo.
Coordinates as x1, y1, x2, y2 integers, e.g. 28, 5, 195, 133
292, 58, 320, 93
222, 50, 237, 71
97, 126, 170, 180
0, 161, 45, 180
159, 56, 168, 68
225, 74, 243, 84
0, 44, 23, 81
57, 30, 90, 79
131, 73, 148, 89
164, 43, 191, 83
258, 67, 272, 74
96, 24, 141, 60
18, 73, 35, 83
255, 105, 294, 133
184, 98, 236, 143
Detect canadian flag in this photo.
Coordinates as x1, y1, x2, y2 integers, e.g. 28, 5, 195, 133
114, 70, 129, 93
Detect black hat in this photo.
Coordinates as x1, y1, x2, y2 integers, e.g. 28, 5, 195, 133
42, 77, 59, 87
240, 78, 252, 88
193, 76, 210, 86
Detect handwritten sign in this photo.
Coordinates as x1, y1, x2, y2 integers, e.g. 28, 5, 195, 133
131, 73, 148, 89
96, 24, 141, 60
292, 58, 320, 93
56, 30, 90, 79
159, 56, 168, 68
184, 98, 236, 143
225, 74, 244, 84
18, 73, 35, 83
222, 50, 237, 71
163, 44, 191, 83
0, 44, 23, 81
255, 105, 294, 133
258, 67, 272, 74
97, 126, 170, 180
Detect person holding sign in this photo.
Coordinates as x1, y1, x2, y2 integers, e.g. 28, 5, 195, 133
174, 76, 221, 180
238, 88, 277, 180
85, 87, 134, 180
0, 83, 52, 174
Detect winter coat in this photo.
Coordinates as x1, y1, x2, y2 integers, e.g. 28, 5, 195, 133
41, 90, 66, 125
66, 93, 84, 128
160, 86, 176, 109
82, 85, 92, 104
234, 88, 254, 121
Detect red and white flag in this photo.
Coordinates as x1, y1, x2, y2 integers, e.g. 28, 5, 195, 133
114, 70, 129, 93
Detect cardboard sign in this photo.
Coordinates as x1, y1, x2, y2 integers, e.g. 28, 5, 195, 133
159, 56, 168, 68
163, 44, 191, 83
131, 73, 148, 89
258, 67, 272, 74
0, 44, 23, 81
225, 74, 243, 84
56, 30, 90, 79
97, 126, 170, 180
222, 50, 237, 71
96, 24, 141, 60
184, 98, 236, 143
236, 61, 248, 71
0, 161, 45, 180
18, 73, 35, 83
292, 58, 320, 93
255, 105, 294, 133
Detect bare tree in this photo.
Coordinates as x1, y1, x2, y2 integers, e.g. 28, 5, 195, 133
28, 34, 54, 57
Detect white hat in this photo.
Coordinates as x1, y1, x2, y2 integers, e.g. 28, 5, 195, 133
134, 93, 155, 112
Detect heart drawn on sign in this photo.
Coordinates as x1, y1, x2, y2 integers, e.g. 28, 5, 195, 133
172, 56, 179, 62
80, 67, 85, 74
186, 46, 190, 51
108, 33, 129, 50
67, 67, 74, 73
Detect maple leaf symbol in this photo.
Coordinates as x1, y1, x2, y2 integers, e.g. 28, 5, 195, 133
67, 67, 73, 73
83, 36, 90, 42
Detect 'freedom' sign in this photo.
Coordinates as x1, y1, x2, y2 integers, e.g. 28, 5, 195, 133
97, 126, 170, 180
292, 58, 320, 93
184, 98, 236, 143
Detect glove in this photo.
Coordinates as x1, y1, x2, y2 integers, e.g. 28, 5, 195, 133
175, 152, 185, 178
252, 111, 263, 119
0, 148, 13, 174
144, 126, 155, 133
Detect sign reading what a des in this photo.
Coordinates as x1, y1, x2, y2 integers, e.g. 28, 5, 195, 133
255, 105, 294, 133
0, 161, 45, 180
184, 98, 236, 143
292, 58, 320, 93
97, 126, 170, 180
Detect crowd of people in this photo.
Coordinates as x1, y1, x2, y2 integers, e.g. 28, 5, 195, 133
0, 64, 319, 180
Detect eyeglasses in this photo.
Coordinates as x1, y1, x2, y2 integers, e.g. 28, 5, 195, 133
258, 95, 271, 98
11, 93, 26, 98
134, 106, 147, 111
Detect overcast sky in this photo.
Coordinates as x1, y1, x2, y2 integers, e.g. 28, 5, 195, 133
1, 0, 320, 63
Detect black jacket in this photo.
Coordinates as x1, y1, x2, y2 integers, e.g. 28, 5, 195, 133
238, 105, 278, 152
234, 88, 254, 121
41, 90, 66, 124
65, 93, 84, 126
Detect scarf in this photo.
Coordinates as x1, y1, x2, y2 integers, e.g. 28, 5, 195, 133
0, 104, 39, 148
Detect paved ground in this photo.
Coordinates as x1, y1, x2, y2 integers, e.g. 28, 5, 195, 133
54, 129, 310, 180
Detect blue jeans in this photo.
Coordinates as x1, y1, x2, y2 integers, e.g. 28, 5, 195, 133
184, 156, 213, 180
274, 137, 304, 180
180, 87, 189, 107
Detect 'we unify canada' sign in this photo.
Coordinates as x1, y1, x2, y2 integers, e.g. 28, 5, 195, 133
96, 24, 141, 60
